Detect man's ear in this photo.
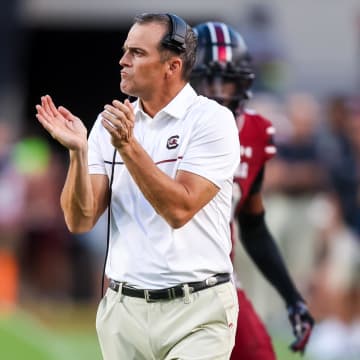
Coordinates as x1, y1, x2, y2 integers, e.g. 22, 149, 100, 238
166, 57, 182, 77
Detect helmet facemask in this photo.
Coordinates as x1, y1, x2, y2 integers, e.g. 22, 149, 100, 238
191, 62, 254, 115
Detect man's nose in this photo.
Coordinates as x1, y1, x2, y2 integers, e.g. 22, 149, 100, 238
119, 52, 129, 67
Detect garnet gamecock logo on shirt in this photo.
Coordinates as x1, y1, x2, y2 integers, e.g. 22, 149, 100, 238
166, 135, 180, 149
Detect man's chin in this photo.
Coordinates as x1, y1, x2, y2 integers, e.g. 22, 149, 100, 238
120, 84, 135, 97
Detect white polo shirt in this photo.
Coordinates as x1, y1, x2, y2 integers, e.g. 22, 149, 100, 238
88, 84, 240, 289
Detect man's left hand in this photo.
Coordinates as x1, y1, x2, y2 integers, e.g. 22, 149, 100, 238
102, 99, 134, 147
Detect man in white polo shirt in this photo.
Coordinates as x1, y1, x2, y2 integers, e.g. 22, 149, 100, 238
35, 13, 240, 360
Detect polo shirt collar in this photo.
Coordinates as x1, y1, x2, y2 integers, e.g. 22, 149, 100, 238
161, 83, 197, 119
132, 83, 197, 120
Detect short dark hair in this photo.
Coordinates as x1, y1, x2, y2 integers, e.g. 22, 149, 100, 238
133, 13, 197, 81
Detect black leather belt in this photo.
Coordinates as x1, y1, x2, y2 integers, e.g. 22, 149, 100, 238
108, 273, 230, 302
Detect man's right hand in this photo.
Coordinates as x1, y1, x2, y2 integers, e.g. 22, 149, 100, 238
36, 95, 88, 151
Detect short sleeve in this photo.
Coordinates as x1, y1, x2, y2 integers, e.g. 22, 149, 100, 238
178, 105, 240, 187
88, 114, 107, 175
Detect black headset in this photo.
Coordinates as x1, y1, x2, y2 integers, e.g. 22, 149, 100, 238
161, 13, 188, 53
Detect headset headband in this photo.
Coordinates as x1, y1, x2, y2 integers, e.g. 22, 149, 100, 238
161, 13, 187, 53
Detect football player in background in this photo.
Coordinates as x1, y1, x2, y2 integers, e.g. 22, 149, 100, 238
191, 22, 315, 359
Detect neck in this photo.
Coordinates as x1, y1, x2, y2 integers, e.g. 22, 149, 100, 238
141, 81, 187, 118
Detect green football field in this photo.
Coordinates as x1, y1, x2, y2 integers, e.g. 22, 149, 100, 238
0, 306, 309, 360
0, 305, 101, 360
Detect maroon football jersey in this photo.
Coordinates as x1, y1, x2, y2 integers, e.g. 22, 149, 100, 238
233, 110, 276, 214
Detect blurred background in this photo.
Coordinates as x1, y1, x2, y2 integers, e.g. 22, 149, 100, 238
0, 1, 359, 359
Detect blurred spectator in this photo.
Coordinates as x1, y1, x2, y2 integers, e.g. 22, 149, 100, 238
239, 3, 287, 94
0, 0, 23, 126
307, 194, 360, 360
14, 137, 101, 302
264, 93, 326, 279
74, 212, 108, 301
266, 93, 325, 194
317, 95, 360, 237
0, 121, 26, 310
232, 93, 325, 324
0, 5, 24, 307
347, 97, 360, 235
18, 143, 73, 301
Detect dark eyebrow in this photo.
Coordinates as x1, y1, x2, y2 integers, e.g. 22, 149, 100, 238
122, 45, 145, 54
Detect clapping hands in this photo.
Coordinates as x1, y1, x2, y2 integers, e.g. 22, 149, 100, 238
35, 95, 87, 151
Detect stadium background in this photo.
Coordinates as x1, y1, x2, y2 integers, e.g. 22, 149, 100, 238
1, 1, 359, 359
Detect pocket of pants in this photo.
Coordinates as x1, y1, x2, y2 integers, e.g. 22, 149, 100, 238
96, 288, 117, 330
213, 282, 239, 330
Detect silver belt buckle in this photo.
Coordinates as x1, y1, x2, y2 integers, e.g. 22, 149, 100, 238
144, 290, 154, 303
205, 276, 218, 287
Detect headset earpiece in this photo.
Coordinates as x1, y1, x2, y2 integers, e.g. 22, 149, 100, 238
161, 13, 187, 53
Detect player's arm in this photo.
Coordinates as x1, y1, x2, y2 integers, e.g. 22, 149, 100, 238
238, 168, 302, 304
237, 167, 314, 353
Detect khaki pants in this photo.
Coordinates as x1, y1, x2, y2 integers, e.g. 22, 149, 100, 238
96, 281, 238, 360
